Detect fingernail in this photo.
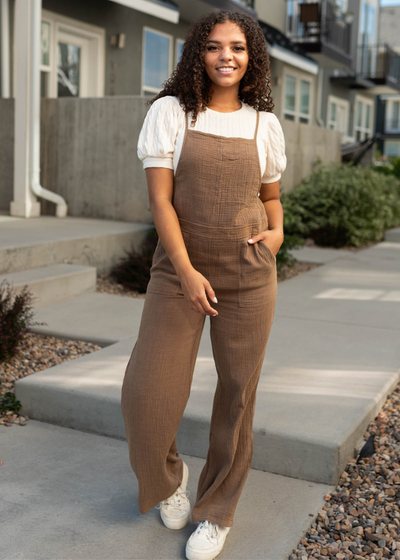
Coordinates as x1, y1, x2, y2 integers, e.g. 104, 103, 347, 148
248, 238, 253, 243
213, 297, 218, 303
213, 314, 218, 317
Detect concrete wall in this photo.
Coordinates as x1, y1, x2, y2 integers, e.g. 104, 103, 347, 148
1, 96, 342, 219
40, 96, 151, 221
280, 118, 341, 194
0, 98, 14, 211
39, 97, 341, 217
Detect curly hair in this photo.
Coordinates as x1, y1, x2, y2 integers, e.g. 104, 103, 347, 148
148, 10, 274, 126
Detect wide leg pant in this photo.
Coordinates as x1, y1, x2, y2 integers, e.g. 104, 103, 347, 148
120, 266, 276, 528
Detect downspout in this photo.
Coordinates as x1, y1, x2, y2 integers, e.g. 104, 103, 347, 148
316, 66, 325, 127
1, 0, 10, 97
30, 0, 67, 217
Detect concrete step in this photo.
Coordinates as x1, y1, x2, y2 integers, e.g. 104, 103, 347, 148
0, 215, 153, 274
15, 239, 400, 487
385, 226, 400, 243
1, 420, 333, 560
0, 264, 96, 308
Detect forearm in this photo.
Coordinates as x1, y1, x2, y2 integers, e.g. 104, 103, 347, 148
150, 198, 193, 278
261, 198, 284, 233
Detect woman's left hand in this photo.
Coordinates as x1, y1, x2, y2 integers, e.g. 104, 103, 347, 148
248, 228, 284, 256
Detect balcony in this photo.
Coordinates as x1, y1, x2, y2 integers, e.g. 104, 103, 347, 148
355, 44, 400, 95
286, 0, 353, 69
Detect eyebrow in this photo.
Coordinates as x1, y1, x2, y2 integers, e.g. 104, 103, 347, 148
206, 40, 246, 45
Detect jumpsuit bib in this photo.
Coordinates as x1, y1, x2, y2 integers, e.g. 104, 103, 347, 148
121, 108, 278, 528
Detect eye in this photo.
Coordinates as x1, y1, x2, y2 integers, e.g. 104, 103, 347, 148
206, 46, 218, 51
234, 46, 245, 51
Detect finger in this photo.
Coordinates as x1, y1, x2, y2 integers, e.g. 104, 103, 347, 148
199, 293, 218, 316
205, 284, 218, 303
248, 236, 259, 244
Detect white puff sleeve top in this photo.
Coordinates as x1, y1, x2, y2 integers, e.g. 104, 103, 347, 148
137, 95, 287, 184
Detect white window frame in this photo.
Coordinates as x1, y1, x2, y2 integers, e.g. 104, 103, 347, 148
282, 69, 312, 124
175, 38, 185, 67
141, 26, 173, 95
384, 140, 400, 158
353, 94, 374, 142
41, 9, 105, 98
327, 95, 350, 143
385, 98, 400, 133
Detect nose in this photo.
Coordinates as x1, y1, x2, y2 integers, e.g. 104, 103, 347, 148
219, 47, 232, 61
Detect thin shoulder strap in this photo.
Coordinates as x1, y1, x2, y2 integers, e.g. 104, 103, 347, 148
254, 111, 260, 140
185, 111, 189, 131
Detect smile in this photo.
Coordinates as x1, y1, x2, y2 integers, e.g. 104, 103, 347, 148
216, 67, 237, 74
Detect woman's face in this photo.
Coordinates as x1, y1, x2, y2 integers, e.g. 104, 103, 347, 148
204, 22, 249, 89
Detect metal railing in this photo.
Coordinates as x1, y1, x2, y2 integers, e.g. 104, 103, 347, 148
356, 43, 400, 86
286, 0, 351, 56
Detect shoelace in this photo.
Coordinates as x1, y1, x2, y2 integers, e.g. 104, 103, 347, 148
155, 487, 190, 511
194, 520, 220, 541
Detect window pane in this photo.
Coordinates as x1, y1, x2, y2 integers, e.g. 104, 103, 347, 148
40, 71, 49, 97
144, 30, 170, 89
57, 42, 80, 97
284, 113, 296, 121
365, 104, 370, 129
41, 21, 51, 67
300, 80, 310, 115
392, 101, 400, 128
330, 102, 336, 123
356, 101, 363, 127
284, 75, 296, 112
176, 40, 184, 65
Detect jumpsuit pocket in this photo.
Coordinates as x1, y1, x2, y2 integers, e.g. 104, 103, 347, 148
257, 239, 276, 265
238, 238, 277, 308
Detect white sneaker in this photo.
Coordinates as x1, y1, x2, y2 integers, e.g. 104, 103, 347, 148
155, 461, 191, 530
185, 520, 231, 560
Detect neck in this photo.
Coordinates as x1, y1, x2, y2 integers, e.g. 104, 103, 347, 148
207, 84, 241, 112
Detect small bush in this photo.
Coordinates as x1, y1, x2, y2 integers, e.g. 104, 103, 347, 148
281, 161, 400, 247
0, 280, 44, 363
373, 155, 400, 181
0, 390, 22, 416
110, 228, 159, 293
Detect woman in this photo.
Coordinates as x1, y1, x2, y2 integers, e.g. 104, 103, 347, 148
121, 9, 286, 560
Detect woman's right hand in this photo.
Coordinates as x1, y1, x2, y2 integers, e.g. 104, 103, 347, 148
179, 268, 219, 316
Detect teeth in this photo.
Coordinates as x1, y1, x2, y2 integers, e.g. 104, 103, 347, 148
218, 68, 235, 72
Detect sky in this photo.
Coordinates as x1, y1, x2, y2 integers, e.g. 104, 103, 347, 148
380, 0, 400, 5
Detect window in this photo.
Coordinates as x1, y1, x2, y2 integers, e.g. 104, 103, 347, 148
176, 39, 184, 66
358, 1, 376, 76
327, 95, 350, 143
384, 140, 400, 158
40, 10, 105, 98
386, 99, 400, 132
283, 72, 311, 124
354, 95, 373, 141
142, 27, 172, 94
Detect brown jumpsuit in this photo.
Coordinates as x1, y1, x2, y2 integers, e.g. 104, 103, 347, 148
121, 108, 277, 528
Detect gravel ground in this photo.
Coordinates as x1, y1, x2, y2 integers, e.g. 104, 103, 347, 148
0, 333, 101, 427
289, 384, 400, 560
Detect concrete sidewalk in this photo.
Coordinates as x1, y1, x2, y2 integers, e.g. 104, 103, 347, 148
0, 420, 332, 560
15, 239, 400, 488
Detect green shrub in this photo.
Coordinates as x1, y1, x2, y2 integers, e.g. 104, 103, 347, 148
373, 155, 400, 181
110, 228, 158, 293
0, 280, 44, 363
281, 161, 400, 247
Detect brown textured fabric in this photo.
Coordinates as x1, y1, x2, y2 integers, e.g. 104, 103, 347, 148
121, 109, 277, 527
